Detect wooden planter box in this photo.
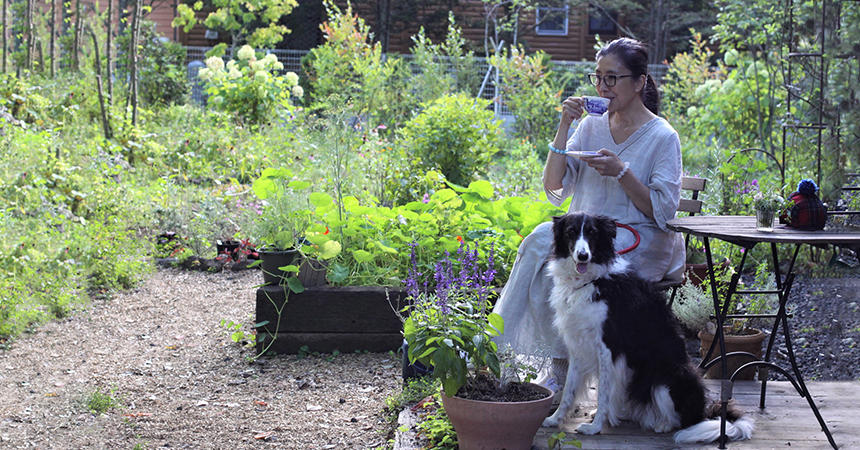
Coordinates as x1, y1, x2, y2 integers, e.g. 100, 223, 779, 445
255, 285, 408, 354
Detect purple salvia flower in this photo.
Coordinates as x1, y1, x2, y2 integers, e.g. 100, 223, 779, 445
403, 242, 421, 300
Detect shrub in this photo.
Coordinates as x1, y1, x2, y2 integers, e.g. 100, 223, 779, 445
117, 21, 189, 106
490, 47, 562, 147
397, 93, 503, 186
198, 45, 299, 126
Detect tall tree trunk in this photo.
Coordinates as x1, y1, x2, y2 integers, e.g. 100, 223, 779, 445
648, 0, 667, 66
89, 26, 112, 139
375, 0, 390, 53
106, 0, 112, 104
2, 0, 6, 73
128, 0, 141, 125
50, 0, 55, 77
36, 38, 42, 72
26, 0, 33, 71
72, 0, 81, 71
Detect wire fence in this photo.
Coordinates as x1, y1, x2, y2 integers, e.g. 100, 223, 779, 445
183, 46, 668, 117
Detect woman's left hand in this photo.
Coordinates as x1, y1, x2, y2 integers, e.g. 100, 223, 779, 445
581, 149, 625, 178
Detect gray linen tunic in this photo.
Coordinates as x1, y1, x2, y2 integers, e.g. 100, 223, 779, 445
493, 113, 686, 358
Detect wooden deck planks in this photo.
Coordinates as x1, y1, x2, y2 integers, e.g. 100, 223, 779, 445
533, 380, 860, 449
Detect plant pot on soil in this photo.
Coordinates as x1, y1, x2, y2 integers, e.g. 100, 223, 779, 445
259, 248, 327, 287
698, 326, 767, 380
440, 377, 553, 450
685, 257, 731, 286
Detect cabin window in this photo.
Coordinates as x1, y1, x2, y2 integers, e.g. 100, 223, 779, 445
535, 6, 569, 36
588, 8, 617, 35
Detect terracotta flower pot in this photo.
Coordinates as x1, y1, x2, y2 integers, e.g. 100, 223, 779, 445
440, 384, 552, 450
698, 327, 767, 380
684, 258, 731, 286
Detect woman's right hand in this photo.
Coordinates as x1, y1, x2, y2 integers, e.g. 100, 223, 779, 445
560, 96, 585, 126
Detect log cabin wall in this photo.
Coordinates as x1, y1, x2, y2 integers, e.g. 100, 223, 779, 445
28, 0, 218, 47
332, 0, 616, 61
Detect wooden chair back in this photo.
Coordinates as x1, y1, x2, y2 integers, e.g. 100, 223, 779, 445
678, 176, 707, 216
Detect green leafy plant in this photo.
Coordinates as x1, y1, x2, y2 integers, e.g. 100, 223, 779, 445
309, 174, 567, 287
173, 0, 297, 48
397, 93, 503, 186
672, 280, 714, 333
489, 46, 562, 147
86, 387, 121, 414
383, 376, 440, 424
220, 318, 256, 347
250, 168, 313, 251
413, 395, 458, 449
548, 431, 583, 449
116, 20, 189, 106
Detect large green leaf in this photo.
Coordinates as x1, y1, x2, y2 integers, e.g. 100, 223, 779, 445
466, 180, 494, 199
318, 240, 342, 259
286, 276, 304, 294
351, 249, 374, 263
309, 192, 335, 209
488, 312, 504, 335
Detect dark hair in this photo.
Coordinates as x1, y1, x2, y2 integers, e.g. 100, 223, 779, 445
596, 38, 660, 115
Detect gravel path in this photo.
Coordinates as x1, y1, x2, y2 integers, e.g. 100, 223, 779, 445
0, 269, 400, 449
0, 267, 856, 449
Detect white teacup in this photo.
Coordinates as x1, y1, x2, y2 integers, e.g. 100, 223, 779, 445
583, 96, 610, 116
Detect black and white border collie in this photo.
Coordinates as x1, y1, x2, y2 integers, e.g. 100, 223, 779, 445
541, 213, 754, 444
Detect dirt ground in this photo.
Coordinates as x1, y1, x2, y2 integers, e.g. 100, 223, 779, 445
0, 265, 856, 449
0, 269, 401, 449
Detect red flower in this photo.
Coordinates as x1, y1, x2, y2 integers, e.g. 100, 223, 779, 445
456, 235, 463, 243
323, 226, 330, 235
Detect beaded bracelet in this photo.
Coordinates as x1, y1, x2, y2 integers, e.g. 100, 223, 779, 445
616, 161, 630, 181
548, 143, 567, 155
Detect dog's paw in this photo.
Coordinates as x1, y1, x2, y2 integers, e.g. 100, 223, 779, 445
542, 416, 561, 428
575, 421, 602, 435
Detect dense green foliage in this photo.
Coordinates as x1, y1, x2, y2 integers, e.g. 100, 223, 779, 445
0, 0, 855, 349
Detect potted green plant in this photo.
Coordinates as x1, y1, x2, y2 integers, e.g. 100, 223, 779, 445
402, 242, 552, 450
673, 263, 775, 380
251, 167, 341, 287
753, 190, 785, 232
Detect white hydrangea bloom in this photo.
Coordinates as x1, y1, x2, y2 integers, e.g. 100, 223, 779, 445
249, 60, 264, 72
227, 68, 242, 79
237, 45, 255, 61
285, 72, 299, 86
273, 61, 284, 71
254, 71, 269, 82
197, 67, 211, 81
262, 53, 278, 66
205, 56, 224, 71
226, 60, 237, 71
291, 85, 304, 98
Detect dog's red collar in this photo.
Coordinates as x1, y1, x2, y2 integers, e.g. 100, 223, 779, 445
615, 222, 640, 255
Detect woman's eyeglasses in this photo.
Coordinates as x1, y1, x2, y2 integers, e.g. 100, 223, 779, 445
588, 73, 635, 87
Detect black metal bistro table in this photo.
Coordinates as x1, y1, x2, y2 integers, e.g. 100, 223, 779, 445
666, 215, 859, 449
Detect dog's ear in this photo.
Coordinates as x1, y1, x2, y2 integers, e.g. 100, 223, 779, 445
551, 215, 564, 224
596, 216, 617, 240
